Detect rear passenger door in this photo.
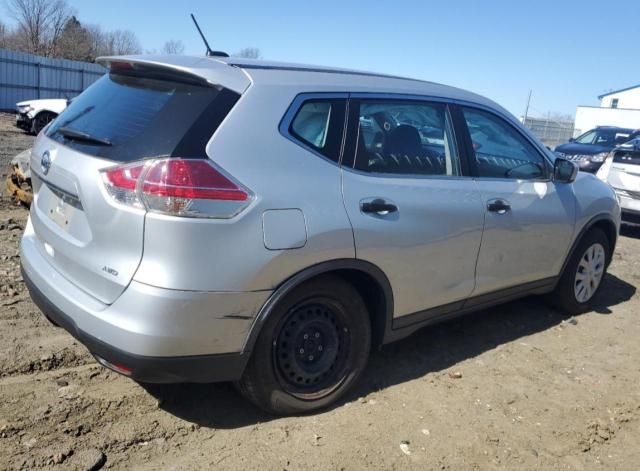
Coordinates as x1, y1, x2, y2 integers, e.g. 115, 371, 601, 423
341, 97, 485, 321
457, 106, 575, 295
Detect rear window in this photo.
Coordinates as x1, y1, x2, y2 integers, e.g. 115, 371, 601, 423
46, 73, 239, 162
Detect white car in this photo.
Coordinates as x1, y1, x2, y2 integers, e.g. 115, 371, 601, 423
15, 98, 68, 135
597, 138, 640, 224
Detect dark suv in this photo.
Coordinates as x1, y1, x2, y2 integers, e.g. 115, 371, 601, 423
555, 126, 640, 173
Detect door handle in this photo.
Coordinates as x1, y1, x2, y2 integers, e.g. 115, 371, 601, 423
487, 198, 511, 214
360, 198, 398, 214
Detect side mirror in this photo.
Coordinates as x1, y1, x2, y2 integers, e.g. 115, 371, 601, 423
568, 137, 575, 142
554, 158, 578, 183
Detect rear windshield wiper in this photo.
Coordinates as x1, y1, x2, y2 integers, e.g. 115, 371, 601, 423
55, 126, 112, 146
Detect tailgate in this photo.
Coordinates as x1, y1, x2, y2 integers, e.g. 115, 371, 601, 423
29, 137, 145, 304
26, 64, 243, 304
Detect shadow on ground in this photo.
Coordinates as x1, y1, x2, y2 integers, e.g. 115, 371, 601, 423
143, 273, 636, 429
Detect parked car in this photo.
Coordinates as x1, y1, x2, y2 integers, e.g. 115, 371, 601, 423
15, 98, 68, 135
555, 126, 640, 173
597, 138, 640, 224
21, 55, 621, 415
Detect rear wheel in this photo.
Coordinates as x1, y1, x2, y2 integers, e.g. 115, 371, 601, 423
550, 228, 610, 315
31, 111, 56, 135
236, 276, 371, 415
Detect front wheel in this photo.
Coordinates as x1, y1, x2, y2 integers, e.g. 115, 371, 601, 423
550, 228, 610, 315
30, 111, 56, 135
236, 276, 371, 415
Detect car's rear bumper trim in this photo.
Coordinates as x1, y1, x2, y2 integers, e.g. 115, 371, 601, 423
621, 208, 640, 225
22, 264, 250, 383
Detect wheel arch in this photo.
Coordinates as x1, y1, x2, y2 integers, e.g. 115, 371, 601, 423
562, 213, 618, 276
30, 110, 58, 134
242, 259, 394, 354
33, 109, 58, 120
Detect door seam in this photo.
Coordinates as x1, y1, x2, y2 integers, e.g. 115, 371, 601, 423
470, 178, 486, 299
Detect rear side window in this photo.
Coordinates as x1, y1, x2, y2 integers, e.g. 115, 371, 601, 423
46, 73, 239, 162
288, 99, 346, 163
352, 100, 461, 176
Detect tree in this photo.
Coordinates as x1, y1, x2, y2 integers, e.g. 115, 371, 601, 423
104, 29, 142, 55
162, 39, 184, 55
54, 16, 93, 61
2, 1, 143, 60
234, 47, 261, 59
6, 0, 74, 56
0, 20, 7, 48
81, 24, 143, 60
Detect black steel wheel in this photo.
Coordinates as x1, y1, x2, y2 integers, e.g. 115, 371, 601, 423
237, 275, 371, 415
273, 299, 350, 399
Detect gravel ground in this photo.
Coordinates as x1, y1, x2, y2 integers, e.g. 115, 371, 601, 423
1, 112, 639, 470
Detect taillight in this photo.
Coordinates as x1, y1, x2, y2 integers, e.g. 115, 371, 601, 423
102, 162, 146, 208
101, 159, 253, 218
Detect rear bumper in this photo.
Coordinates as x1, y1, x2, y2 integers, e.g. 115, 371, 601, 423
615, 192, 640, 224
20, 217, 272, 383
621, 208, 640, 225
22, 266, 250, 383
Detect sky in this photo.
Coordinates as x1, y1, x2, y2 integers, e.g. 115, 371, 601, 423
53, 0, 640, 118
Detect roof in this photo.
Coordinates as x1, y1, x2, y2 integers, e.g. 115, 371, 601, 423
216, 57, 431, 83
215, 57, 504, 111
594, 126, 635, 131
598, 84, 640, 99
96, 54, 511, 121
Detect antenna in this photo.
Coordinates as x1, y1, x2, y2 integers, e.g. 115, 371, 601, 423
190, 13, 229, 57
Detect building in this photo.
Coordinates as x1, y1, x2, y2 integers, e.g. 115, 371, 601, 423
574, 84, 640, 137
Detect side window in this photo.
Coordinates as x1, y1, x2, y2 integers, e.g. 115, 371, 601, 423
289, 99, 345, 163
462, 107, 546, 179
353, 100, 461, 176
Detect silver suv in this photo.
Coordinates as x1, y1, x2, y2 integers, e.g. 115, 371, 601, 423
21, 55, 620, 415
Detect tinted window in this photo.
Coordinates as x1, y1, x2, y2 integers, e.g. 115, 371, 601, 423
353, 100, 461, 176
613, 139, 640, 165
46, 73, 239, 162
462, 107, 545, 179
574, 128, 632, 146
289, 99, 346, 162
574, 130, 597, 144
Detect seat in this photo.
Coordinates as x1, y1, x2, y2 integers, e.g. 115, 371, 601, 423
385, 125, 422, 160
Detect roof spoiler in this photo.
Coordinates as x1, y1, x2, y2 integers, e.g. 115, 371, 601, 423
97, 57, 219, 88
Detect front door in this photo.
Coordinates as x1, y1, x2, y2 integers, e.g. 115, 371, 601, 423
458, 106, 576, 295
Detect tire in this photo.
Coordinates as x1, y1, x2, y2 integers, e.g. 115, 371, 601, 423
236, 275, 371, 415
550, 228, 610, 315
30, 111, 56, 135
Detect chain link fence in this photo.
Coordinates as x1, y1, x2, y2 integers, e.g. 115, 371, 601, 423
522, 116, 575, 149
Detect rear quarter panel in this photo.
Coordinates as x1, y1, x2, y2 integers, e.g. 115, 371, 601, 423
133, 84, 355, 292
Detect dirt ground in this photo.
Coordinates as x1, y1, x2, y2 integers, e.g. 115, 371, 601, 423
0, 112, 639, 470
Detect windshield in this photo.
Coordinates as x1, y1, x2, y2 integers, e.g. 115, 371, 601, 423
46, 73, 239, 162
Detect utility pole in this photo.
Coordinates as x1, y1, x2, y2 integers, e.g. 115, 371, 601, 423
523, 89, 532, 125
